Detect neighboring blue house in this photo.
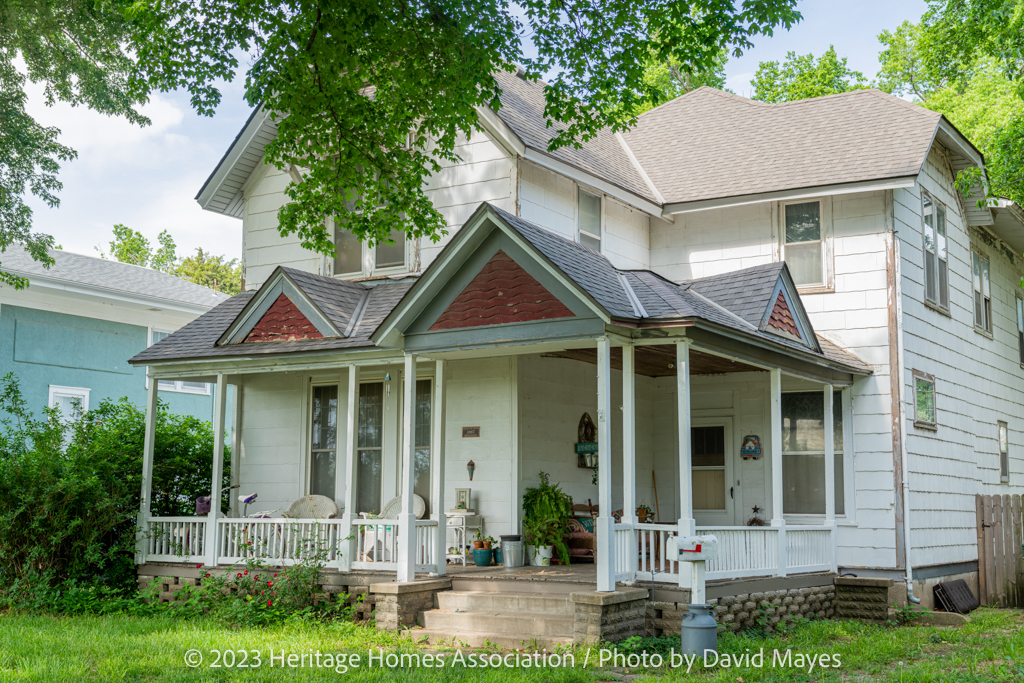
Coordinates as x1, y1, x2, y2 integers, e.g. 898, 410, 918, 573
0, 246, 231, 423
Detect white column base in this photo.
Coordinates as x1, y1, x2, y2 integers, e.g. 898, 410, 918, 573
396, 512, 418, 583
596, 515, 615, 592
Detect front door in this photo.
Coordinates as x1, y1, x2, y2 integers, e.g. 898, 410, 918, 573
691, 418, 737, 526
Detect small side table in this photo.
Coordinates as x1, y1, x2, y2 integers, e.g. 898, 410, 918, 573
446, 511, 482, 566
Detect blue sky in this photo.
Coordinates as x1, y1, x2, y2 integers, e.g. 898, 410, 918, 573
25, 0, 927, 262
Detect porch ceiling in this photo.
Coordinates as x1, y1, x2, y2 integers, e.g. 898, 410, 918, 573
543, 344, 761, 377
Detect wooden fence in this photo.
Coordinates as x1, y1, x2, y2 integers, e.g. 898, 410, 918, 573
975, 494, 1024, 607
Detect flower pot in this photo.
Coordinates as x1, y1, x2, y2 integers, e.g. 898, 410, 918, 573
494, 548, 503, 565
527, 544, 554, 566
482, 541, 492, 549
472, 548, 494, 567
472, 540, 484, 550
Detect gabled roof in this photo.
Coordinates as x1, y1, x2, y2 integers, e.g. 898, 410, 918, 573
1, 245, 228, 312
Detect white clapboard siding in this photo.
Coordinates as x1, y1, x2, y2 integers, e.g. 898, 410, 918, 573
897, 146, 1024, 568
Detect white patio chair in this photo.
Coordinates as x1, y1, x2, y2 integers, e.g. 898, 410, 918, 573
283, 494, 339, 519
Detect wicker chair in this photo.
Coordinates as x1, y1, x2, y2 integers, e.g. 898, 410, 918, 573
283, 494, 339, 519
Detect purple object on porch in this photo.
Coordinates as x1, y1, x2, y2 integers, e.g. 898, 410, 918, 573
195, 496, 212, 516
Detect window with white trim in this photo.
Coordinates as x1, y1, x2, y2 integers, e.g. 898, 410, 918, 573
48, 385, 90, 419
150, 330, 210, 394
781, 390, 845, 516
998, 421, 1010, 482
309, 384, 339, 500
972, 250, 992, 332
922, 192, 950, 311
333, 186, 408, 277
1016, 293, 1024, 365
782, 200, 825, 287
577, 188, 602, 252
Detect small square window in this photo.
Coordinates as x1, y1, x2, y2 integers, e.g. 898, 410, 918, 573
578, 189, 602, 252
48, 385, 90, 419
913, 371, 936, 429
783, 201, 824, 287
998, 421, 1009, 482
972, 251, 991, 333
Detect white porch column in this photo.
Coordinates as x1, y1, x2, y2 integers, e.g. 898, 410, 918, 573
338, 365, 360, 572
206, 374, 227, 567
397, 354, 418, 583
622, 343, 638, 581
824, 384, 837, 572
135, 378, 159, 564
676, 340, 695, 591
676, 340, 695, 536
595, 337, 615, 592
769, 368, 787, 576
431, 359, 447, 576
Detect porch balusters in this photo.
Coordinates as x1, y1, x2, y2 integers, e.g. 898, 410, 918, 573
396, 354, 418, 583
595, 337, 615, 592
769, 368, 787, 576
338, 365, 360, 572
676, 339, 695, 591
206, 374, 228, 567
135, 378, 159, 564
430, 360, 447, 576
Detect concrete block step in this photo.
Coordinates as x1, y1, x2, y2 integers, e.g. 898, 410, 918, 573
450, 578, 581, 595
436, 591, 574, 615
409, 629, 574, 650
419, 609, 574, 637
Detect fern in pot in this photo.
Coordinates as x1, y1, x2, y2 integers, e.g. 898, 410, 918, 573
522, 471, 573, 566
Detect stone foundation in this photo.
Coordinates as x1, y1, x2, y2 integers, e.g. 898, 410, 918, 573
371, 579, 451, 631
571, 588, 648, 644
647, 585, 836, 635
834, 577, 892, 624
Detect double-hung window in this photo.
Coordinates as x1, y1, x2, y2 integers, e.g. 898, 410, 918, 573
150, 330, 209, 393
1016, 294, 1024, 365
922, 193, 950, 310
782, 201, 825, 287
412, 379, 432, 509
781, 391, 845, 516
309, 384, 339, 499
334, 186, 407, 276
355, 382, 385, 515
998, 421, 1010, 483
48, 385, 90, 419
972, 250, 992, 333
578, 189, 602, 252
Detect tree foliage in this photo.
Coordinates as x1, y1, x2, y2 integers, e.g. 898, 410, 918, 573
99, 225, 242, 294
751, 46, 868, 103
616, 46, 730, 118
125, 0, 800, 260
0, 0, 148, 288
882, 2, 1024, 205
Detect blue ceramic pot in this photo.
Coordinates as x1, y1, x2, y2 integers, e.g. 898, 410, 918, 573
472, 548, 494, 567
494, 548, 503, 565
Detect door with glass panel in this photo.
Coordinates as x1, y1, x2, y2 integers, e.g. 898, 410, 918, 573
690, 420, 735, 526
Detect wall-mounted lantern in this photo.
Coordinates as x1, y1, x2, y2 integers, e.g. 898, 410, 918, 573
467, 460, 475, 481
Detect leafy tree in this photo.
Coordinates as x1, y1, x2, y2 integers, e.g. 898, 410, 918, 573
176, 248, 242, 295
886, 2, 1024, 205
98, 225, 178, 273
751, 46, 868, 103
126, 1, 800, 261
1, 0, 148, 288
622, 47, 730, 117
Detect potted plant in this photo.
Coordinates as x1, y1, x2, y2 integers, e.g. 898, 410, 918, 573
636, 502, 654, 523
472, 531, 494, 566
522, 471, 573, 566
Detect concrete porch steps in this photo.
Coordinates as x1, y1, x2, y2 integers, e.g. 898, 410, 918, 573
416, 588, 577, 647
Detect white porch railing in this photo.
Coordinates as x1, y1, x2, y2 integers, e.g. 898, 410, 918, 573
217, 518, 346, 565
350, 518, 398, 570
612, 522, 634, 581
145, 517, 207, 562
632, 523, 834, 583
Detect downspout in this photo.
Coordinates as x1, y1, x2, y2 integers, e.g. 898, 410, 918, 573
891, 208, 921, 604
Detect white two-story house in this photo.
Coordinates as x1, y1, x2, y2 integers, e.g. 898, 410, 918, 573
131, 72, 1024, 639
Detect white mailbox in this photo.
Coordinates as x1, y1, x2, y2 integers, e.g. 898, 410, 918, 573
666, 534, 719, 562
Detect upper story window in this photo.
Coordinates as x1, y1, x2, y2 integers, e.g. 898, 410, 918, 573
972, 250, 992, 333
782, 200, 824, 288
149, 330, 209, 394
922, 192, 950, 311
1016, 293, 1024, 365
578, 188, 602, 252
333, 223, 407, 277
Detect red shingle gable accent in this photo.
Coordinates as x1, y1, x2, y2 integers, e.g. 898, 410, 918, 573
767, 291, 800, 337
430, 250, 575, 331
244, 294, 325, 342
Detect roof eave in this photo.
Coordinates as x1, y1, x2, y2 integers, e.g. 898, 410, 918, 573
195, 104, 270, 217
10, 271, 223, 314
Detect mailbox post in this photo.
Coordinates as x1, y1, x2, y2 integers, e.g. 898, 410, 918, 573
667, 534, 719, 654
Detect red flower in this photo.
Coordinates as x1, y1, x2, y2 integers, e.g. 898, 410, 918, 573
204, 573, 210, 578
267, 600, 272, 607
243, 570, 248, 575
273, 573, 278, 577
267, 581, 273, 587
196, 564, 202, 569
237, 573, 242, 578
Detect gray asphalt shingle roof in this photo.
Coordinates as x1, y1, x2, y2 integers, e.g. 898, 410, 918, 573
131, 206, 870, 375
620, 87, 941, 205
2, 245, 229, 309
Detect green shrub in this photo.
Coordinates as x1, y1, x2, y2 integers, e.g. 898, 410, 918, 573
522, 471, 573, 565
0, 373, 229, 604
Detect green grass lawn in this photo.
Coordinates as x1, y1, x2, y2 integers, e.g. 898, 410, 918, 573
0, 609, 1021, 682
